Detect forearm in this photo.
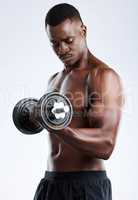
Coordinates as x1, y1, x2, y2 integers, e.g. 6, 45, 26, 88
54, 127, 114, 160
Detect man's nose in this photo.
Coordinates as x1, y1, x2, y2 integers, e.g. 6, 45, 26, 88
57, 42, 70, 56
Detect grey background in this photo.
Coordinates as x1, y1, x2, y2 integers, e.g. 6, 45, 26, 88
0, 0, 137, 199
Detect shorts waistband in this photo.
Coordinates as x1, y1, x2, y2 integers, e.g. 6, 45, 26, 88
44, 170, 107, 181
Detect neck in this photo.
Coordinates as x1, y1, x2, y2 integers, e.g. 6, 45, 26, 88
64, 48, 91, 72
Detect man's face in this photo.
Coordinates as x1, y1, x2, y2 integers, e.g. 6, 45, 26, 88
46, 19, 87, 67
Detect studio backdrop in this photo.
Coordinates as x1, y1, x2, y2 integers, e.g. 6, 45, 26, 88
0, 0, 137, 199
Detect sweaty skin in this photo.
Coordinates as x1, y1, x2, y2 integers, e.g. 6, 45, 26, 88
45, 19, 124, 172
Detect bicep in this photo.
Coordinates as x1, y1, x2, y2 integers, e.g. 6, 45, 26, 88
87, 69, 124, 135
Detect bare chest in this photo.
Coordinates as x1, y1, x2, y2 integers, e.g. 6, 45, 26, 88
48, 70, 89, 115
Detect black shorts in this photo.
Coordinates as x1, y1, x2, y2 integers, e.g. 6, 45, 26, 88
34, 170, 112, 200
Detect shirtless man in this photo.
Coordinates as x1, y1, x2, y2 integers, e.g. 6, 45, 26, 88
34, 3, 124, 200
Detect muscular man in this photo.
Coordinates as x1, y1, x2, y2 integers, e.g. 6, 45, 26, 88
34, 3, 124, 200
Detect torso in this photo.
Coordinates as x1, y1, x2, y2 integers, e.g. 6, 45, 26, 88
46, 55, 108, 171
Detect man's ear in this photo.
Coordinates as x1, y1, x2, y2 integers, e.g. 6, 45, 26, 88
81, 24, 87, 37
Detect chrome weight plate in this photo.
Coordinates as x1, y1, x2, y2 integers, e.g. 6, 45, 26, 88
39, 92, 73, 130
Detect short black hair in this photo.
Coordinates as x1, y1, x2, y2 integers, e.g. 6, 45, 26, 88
45, 3, 83, 27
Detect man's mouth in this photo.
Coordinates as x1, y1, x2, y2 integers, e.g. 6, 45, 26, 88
60, 55, 72, 61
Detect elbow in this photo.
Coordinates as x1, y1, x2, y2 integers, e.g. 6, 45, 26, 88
102, 152, 112, 160
102, 139, 115, 160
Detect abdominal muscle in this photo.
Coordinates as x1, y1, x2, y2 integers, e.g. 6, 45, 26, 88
46, 133, 105, 172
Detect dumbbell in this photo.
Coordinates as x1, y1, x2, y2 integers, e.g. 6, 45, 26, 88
12, 92, 73, 134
